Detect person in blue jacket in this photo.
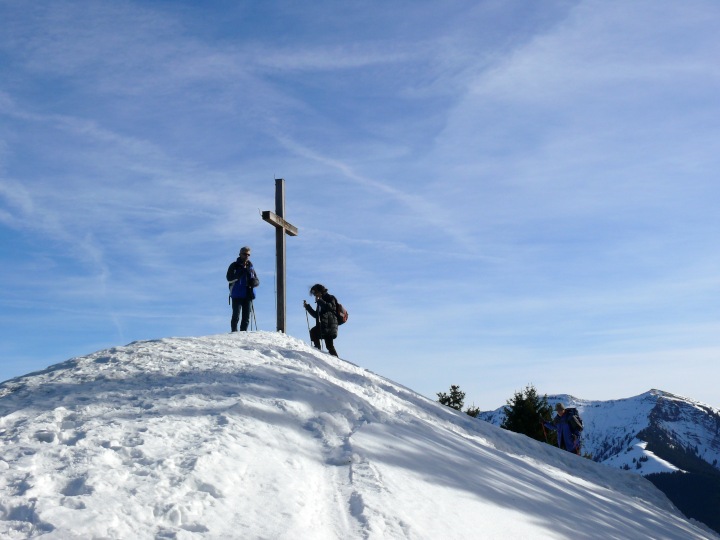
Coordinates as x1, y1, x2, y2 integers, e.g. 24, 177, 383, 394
543, 403, 581, 454
226, 246, 259, 332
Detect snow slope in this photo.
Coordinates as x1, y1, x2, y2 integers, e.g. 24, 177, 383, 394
0, 332, 716, 539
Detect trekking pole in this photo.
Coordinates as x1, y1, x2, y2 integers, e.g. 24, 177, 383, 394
250, 301, 258, 331
316, 300, 324, 351
305, 304, 322, 350
540, 419, 549, 443
305, 309, 314, 346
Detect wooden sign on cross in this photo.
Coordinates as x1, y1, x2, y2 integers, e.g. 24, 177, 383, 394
262, 178, 298, 333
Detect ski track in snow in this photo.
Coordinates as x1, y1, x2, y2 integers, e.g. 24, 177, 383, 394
0, 332, 717, 539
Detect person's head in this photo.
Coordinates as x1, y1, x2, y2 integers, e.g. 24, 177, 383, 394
555, 403, 565, 415
309, 284, 327, 299
239, 246, 251, 260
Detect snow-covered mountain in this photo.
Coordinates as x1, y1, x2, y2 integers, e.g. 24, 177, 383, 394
479, 390, 720, 534
0, 332, 717, 539
480, 390, 720, 475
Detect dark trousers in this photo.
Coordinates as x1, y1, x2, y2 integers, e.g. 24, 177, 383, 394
231, 297, 252, 332
310, 326, 337, 357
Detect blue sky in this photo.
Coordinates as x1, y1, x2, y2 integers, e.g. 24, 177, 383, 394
1, 0, 719, 410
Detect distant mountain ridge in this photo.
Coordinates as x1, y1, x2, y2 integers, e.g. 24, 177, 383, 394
479, 389, 720, 534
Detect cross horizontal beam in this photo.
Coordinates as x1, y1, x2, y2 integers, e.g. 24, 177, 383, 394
261, 210, 298, 236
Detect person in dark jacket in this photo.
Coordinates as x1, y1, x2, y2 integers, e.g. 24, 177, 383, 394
543, 403, 581, 454
303, 284, 339, 357
226, 246, 259, 332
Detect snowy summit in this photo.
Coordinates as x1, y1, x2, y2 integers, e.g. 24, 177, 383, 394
0, 332, 716, 539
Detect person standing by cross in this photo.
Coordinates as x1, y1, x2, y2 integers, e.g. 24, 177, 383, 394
227, 246, 260, 332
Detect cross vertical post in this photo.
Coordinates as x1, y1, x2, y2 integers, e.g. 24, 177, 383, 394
262, 178, 298, 333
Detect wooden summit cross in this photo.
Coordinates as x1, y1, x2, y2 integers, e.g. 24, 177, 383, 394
262, 178, 298, 333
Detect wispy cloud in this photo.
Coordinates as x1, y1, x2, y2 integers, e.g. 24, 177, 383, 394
273, 134, 478, 250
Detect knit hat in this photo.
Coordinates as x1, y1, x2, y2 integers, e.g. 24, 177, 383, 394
555, 403, 565, 412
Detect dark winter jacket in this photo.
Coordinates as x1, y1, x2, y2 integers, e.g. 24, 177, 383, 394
544, 412, 580, 454
304, 293, 338, 339
227, 259, 259, 300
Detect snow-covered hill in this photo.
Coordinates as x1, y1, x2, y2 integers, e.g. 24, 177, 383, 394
0, 332, 717, 539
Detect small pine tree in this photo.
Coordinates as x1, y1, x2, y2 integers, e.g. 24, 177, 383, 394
501, 384, 553, 444
465, 405, 481, 418
437, 385, 482, 418
437, 384, 465, 411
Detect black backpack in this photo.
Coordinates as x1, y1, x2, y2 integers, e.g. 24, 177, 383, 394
566, 407, 584, 433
